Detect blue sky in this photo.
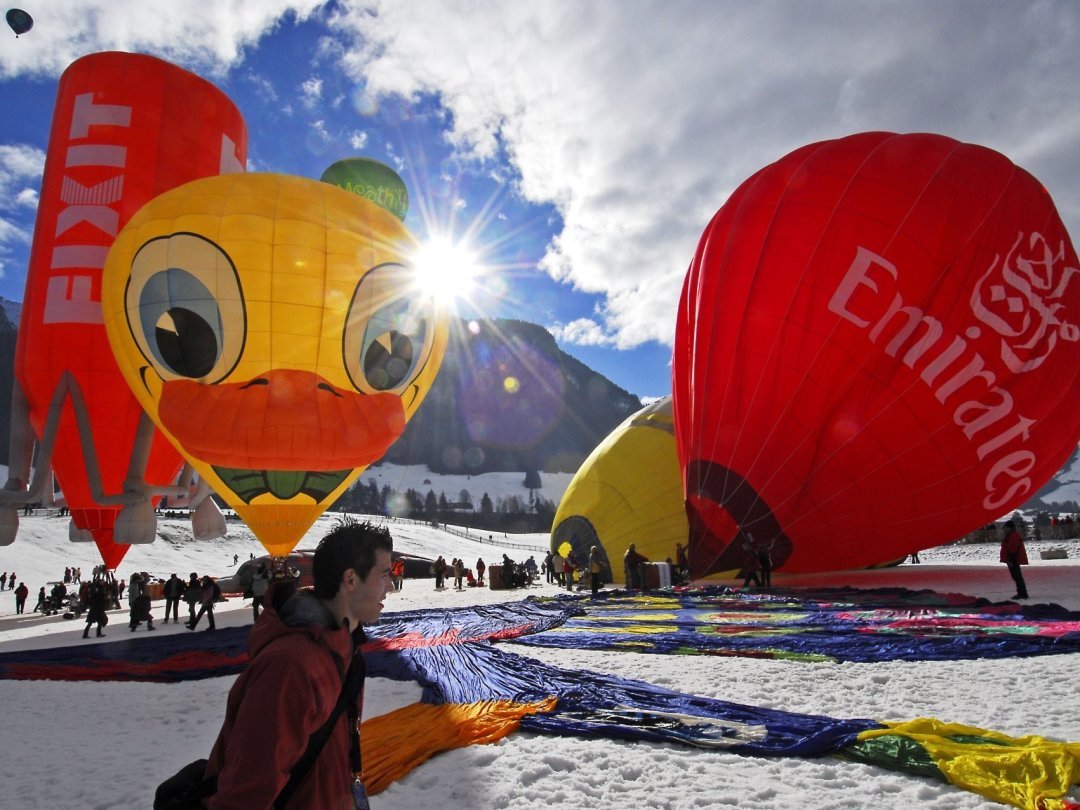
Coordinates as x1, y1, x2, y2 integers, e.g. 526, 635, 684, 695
1, 1, 1079, 402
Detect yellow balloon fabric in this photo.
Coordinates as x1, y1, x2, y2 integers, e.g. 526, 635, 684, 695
551, 397, 689, 583
102, 172, 449, 556
858, 718, 1080, 810
360, 698, 556, 795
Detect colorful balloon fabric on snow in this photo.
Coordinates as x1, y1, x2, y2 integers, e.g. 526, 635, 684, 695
673, 132, 1080, 576
5, 591, 1078, 809
13, 52, 246, 567
102, 171, 449, 556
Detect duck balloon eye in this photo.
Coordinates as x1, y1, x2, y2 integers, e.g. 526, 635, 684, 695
343, 263, 436, 395
124, 233, 245, 384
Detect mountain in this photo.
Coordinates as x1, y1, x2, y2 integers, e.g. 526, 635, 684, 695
0, 297, 18, 328
1028, 446, 1080, 511
381, 317, 642, 473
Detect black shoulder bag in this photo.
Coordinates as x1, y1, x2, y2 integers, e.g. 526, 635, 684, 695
154, 652, 366, 810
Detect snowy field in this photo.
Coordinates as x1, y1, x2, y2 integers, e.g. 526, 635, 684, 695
0, 506, 1077, 809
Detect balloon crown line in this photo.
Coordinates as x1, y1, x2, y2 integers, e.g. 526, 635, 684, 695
320, 157, 409, 222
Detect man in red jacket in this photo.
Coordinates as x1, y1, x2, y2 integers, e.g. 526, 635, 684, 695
203, 519, 394, 808
999, 519, 1029, 600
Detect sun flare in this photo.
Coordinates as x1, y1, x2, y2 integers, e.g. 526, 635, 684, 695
411, 236, 481, 304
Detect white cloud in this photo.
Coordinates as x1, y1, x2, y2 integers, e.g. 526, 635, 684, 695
548, 318, 615, 348
0, 1, 327, 78
0, 144, 45, 179
310, 119, 331, 142
349, 130, 368, 150
0, 144, 45, 248
328, 0, 1080, 350
0, 217, 27, 245
300, 76, 323, 108
244, 71, 280, 105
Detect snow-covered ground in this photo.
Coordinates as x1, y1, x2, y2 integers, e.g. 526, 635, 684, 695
0, 506, 1078, 809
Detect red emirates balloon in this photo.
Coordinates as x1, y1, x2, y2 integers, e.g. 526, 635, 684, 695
14, 52, 247, 568
673, 132, 1080, 575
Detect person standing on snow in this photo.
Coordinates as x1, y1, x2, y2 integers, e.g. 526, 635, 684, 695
183, 573, 203, 626
14, 581, 29, 614
588, 546, 603, 596
83, 581, 109, 638
162, 573, 184, 624
1000, 520, 1030, 600
188, 575, 221, 631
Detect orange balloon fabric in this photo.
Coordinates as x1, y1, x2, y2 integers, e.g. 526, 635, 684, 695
673, 132, 1080, 576
15, 52, 246, 567
360, 698, 556, 795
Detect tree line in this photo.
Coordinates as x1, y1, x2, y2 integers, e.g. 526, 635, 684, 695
332, 479, 558, 533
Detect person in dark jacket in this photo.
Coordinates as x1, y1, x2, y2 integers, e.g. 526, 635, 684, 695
128, 574, 156, 631
201, 519, 394, 809
14, 581, 29, 614
752, 533, 774, 588
162, 573, 184, 623
740, 537, 761, 589
83, 581, 109, 638
183, 572, 203, 626
433, 556, 447, 590
1000, 520, 1029, 599
188, 575, 221, 631
623, 544, 647, 590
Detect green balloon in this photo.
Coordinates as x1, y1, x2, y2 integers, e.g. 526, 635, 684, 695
320, 158, 408, 221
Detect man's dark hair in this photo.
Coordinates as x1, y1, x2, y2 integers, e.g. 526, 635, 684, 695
312, 518, 394, 599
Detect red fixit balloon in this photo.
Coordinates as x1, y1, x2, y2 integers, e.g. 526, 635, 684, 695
14, 52, 247, 568
673, 132, 1080, 576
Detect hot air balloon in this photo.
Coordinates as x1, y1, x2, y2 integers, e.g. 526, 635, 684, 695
673, 132, 1080, 576
5, 8, 32, 37
102, 170, 450, 557
0, 52, 247, 569
321, 157, 409, 222
551, 396, 690, 584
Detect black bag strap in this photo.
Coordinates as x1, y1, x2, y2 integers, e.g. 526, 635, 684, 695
273, 650, 366, 809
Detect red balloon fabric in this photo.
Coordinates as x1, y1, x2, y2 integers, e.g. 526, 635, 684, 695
673, 132, 1080, 576
14, 52, 247, 568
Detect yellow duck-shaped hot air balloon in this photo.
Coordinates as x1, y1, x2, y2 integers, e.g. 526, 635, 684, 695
102, 171, 448, 556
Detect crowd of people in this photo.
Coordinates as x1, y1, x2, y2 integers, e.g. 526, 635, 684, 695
428, 555, 501, 589
0, 563, 233, 639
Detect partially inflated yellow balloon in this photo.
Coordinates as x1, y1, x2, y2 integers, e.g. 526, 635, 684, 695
551, 397, 697, 583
